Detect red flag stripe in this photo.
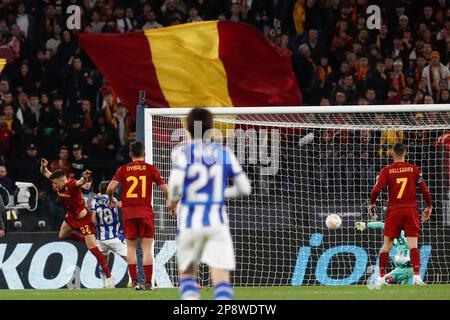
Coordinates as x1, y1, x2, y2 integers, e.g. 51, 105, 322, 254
78, 32, 168, 117
217, 21, 302, 107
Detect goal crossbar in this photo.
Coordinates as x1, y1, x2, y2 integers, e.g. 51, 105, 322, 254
145, 104, 450, 116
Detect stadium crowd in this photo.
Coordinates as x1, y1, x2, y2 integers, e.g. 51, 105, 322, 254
0, 0, 450, 232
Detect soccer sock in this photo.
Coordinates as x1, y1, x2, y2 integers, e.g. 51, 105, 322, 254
128, 264, 137, 282
410, 248, 421, 275
214, 282, 233, 300
379, 252, 389, 277
89, 247, 111, 278
143, 265, 153, 284
98, 266, 106, 285
179, 277, 200, 300
69, 232, 84, 243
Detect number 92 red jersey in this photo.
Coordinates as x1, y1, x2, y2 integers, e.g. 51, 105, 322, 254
372, 161, 425, 209
112, 160, 165, 217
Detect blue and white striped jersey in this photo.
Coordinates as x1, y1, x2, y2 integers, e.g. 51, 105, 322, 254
171, 141, 244, 230
90, 195, 121, 240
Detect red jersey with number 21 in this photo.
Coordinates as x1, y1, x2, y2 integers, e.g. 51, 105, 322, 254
371, 161, 427, 209
112, 160, 165, 219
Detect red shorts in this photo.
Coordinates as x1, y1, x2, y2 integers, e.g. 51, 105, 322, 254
65, 210, 95, 236
123, 215, 154, 240
384, 207, 420, 238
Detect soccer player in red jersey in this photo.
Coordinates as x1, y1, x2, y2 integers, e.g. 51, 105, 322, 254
369, 142, 432, 287
40, 158, 114, 288
107, 141, 175, 290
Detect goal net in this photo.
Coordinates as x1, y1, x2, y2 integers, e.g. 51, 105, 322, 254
144, 105, 450, 287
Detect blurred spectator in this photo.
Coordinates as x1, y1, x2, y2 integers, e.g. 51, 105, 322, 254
80, 99, 97, 131
11, 2, 38, 49
422, 51, 450, 95
60, 56, 98, 111
102, 91, 117, 124
87, 115, 119, 160
0, 114, 14, 159
330, 74, 358, 104
305, 28, 325, 62
114, 6, 133, 33
365, 89, 379, 105
142, 10, 163, 30
0, 165, 13, 193
187, 7, 203, 23
111, 103, 134, 146
293, 44, 315, 102
70, 144, 89, 179
333, 90, 347, 105
65, 115, 84, 147
45, 24, 62, 54
13, 62, 36, 94
2, 104, 21, 135
438, 89, 450, 103
17, 143, 41, 189
55, 30, 78, 67
390, 60, 406, 94
90, 11, 106, 33
49, 145, 71, 176
117, 128, 137, 164
364, 60, 390, 101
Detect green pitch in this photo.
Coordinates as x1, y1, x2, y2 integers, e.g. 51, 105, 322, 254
1, 285, 450, 300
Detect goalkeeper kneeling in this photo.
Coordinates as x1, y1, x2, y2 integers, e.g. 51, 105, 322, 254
355, 221, 413, 285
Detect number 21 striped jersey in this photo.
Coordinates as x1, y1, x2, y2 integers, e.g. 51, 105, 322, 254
90, 194, 121, 240
171, 141, 245, 230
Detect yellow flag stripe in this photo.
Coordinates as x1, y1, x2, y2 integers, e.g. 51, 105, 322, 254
145, 21, 233, 108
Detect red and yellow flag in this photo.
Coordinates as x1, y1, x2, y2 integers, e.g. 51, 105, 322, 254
78, 21, 302, 116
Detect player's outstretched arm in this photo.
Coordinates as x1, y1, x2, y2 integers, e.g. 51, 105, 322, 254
355, 221, 385, 232
225, 173, 251, 198
167, 169, 184, 217
224, 149, 251, 198
113, 199, 122, 208
40, 158, 52, 179
368, 171, 387, 222
419, 179, 433, 222
75, 170, 92, 187
106, 180, 119, 206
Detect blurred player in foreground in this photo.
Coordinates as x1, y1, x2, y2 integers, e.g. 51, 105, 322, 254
40, 159, 114, 288
91, 181, 132, 288
107, 142, 173, 290
356, 219, 413, 285
368, 142, 432, 287
167, 108, 251, 300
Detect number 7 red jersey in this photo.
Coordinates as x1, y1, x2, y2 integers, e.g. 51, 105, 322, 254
370, 161, 432, 209
112, 160, 165, 217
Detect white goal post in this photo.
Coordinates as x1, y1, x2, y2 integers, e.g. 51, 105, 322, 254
144, 104, 450, 288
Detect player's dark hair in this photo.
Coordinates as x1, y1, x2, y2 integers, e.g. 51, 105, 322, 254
187, 108, 213, 139
99, 180, 110, 194
130, 141, 145, 158
393, 142, 407, 156
49, 169, 65, 180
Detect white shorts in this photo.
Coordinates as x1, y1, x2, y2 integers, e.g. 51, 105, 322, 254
97, 238, 128, 257
177, 225, 235, 273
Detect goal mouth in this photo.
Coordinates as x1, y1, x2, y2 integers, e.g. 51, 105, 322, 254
145, 104, 450, 288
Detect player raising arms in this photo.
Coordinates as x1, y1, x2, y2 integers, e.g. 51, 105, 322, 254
40, 159, 114, 288
167, 108, 251, 300
368, 142, 432, 287
107, 141, 173, 290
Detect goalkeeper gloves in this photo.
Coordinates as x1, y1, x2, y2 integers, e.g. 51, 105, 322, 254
355, 221, 367, 232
